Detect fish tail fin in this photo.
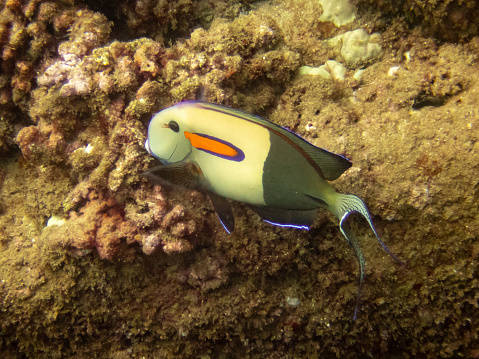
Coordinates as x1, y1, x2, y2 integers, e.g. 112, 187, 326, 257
339, 221, 364, 320
334, 194, 402, 263
332, 193, 403, 319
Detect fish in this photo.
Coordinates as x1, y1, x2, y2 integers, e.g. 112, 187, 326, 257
144, 100, 402, 319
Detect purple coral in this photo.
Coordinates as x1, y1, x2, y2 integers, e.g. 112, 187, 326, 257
38, 53, 93, 96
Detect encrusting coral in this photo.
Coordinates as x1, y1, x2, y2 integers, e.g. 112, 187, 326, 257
352, 0, 479, 41
1, 0, 479, 358
42, 185, 199, 259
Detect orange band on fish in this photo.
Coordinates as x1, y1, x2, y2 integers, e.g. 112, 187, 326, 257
184, 131, 245, 162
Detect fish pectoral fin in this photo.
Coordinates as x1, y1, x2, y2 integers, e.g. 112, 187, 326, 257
142, 161, 202, 189
248, 205, 317, 229
208, 192, 235, 233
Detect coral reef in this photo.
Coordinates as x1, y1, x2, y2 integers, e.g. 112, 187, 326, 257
163, 11, 300, 109
318, 0, 356, 27
0, 0, 479, 358
116, 0, 253, 43
42, 186, 200, 259
353, 0, 479, 41
339, 29, 382, 67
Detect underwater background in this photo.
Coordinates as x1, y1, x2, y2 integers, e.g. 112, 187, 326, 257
0, 0, 478, 357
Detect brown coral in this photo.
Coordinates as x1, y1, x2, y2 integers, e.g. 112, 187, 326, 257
162, 12, 300, 106
1, 1, 479, 358
15, 123, 66, 164
353, 0, 479, 41
0, 1, 59, 105
45, 183, 200, 259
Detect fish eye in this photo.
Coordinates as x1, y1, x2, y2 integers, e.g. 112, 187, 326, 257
168, 121, 179, 133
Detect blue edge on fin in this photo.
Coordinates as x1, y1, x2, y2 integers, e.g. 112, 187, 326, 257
263, 220, 310, 230
218, 218, 310, 233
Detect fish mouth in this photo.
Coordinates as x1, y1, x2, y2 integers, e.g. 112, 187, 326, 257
167, 143, 178, 161
166, 144, 193, 162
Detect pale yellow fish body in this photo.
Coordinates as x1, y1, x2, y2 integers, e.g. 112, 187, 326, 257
144, 101, 402, 319
176, 104, 270, 205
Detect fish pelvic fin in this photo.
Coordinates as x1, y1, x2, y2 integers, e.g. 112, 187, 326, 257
333, 193, 404, 319
208, 192, 235, 233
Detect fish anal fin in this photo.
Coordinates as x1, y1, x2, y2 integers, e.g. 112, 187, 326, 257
248, 205, 317, 229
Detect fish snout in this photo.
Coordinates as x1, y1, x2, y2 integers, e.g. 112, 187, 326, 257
145, 139, 152, 155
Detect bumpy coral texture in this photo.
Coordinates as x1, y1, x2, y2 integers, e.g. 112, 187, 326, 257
44, 186, 199, 259
0, 0, 478, 358
353, 0, 479, 41
163, 12, 300, 109
11, 5, 299, 261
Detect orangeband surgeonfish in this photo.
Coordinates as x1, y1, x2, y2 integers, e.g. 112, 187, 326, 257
144, 100, 402, 319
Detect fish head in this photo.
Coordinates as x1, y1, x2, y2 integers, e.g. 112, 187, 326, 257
145, 106, 192, 163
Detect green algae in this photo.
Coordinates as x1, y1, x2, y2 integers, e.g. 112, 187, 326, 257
0, 110, 13, 153
1, 0, 479, 358
353, 0, 479, 41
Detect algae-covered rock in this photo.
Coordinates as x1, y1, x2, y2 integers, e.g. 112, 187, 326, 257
318, 0, 356, 27
1, 0, 479, 358
299, 60, 347, 80
341, 29, 382, 67
353, 0, 479, 41
325, 28, 383, 68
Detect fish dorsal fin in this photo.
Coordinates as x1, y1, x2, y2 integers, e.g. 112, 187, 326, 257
265, 123, 352, 181
297, 144, 352, 181
187, 101, 352, 181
